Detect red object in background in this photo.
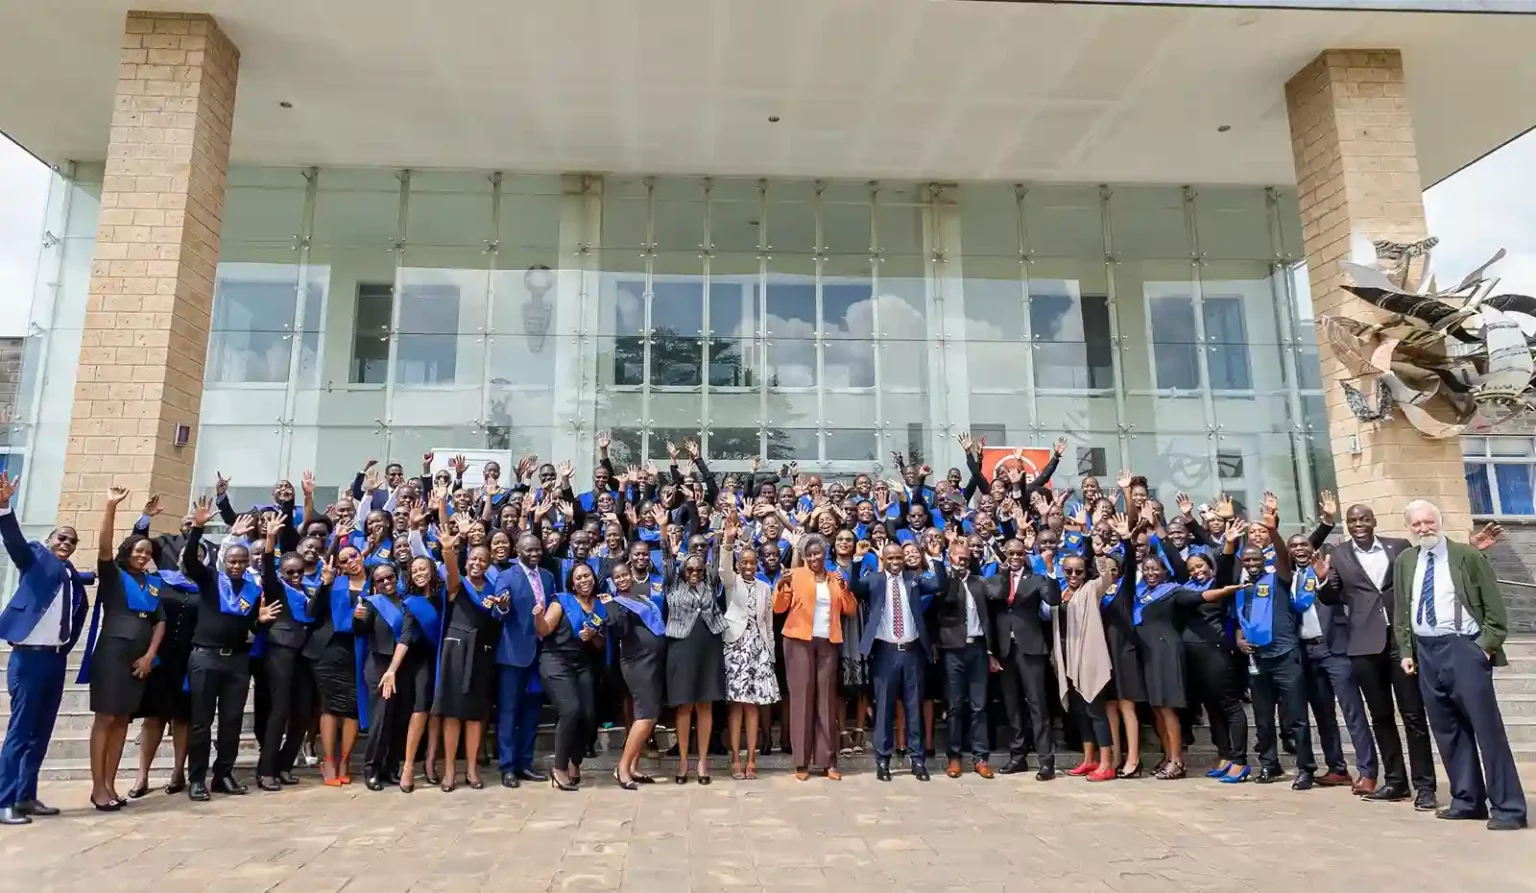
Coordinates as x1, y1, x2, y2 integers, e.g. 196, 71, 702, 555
978, 447, 1055, 484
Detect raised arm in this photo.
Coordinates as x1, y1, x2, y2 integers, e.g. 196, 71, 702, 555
1025, 438, 1066, 495
0, 476, 39, 572
181, 497, 219, 590
100, 486, 130, 561
214, 471, 237, 526
440, 530, 464, 601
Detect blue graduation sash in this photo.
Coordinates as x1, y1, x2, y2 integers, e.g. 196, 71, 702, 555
78, 569, 166, 684
1133, 581, 1180, 627
613, 592, 665, 637
280, 581, 316, 624
1292, 566, 1319, 611
365, 594, 406, 641
637, 525, 661, 544
404, 594, 442, 646
1237, 571, 1278, 647
216, 572, 261, 617
329, 580, 360, 632
557, 592, 607, 637
1061, 530, 1086, 556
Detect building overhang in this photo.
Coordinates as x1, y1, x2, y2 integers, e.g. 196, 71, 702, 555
3, 0, 1533, 186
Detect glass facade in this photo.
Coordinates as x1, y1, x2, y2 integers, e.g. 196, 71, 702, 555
9, 164, 1338, 533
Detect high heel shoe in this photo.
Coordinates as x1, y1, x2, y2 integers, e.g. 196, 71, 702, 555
468, 777, 485, 790
1205, 761, 1233, 779
633, 773, 656, 785
1218, 765, 1251, 784
126, 783, 150, 800
1117, 762, 1143, 779
612, 769, 638, 791
1154, 761, 1186, 780
440, 778, 456, 793
90, 796, 122, 812
1066, 759, 1095, 777
399, 779, 415, 794
674, 772, 690, 785
550, 764, 578, 792
423, 766, 442, 787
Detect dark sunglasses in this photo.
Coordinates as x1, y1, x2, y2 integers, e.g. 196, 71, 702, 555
1063, 567, 1087, 577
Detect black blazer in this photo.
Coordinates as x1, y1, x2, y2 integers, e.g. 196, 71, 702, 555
986, 568, 1062, 658
1316, 535, 1410, 658
934, 571, 994, 654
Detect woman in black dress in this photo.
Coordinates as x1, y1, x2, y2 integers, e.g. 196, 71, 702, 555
601, 560, 666, 789
535, 563, 606, 791
355, 562, 425, 791
395, 554, 443, 792
657, 507, 727, 785
128, 565, 197, 799
86, 486, 165, 811
433, 529, 502, 791
1097, 528, 1145, 778
304, 544, 366, 785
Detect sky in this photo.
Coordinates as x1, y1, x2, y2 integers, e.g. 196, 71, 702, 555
1, 129, 1534, 339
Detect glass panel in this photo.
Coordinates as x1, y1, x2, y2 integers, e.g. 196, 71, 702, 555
1493, 464, 1535, 515
707, 427, 761, 460
1490, 437, 1534, 458
822, 259, 875, 340
707, 274, 759, 389
489, 266, 569, 391
1203, 297, 1253, 390
603, 196, 650, 250
1029, 260, 1113, 390
594, 335, 645, 388
825, 428, 879, 462
1024, 186, 1102, 258
1463, 437, 1489, 457
958, 183, 1019, 259
711, 195, 760, 254
654, 193, 705, 251
765, 182, 817, 253
311, 169, 400, 394
395, 266, 489, 388
875, 193, 924, 257
1149, 295, 1201, 391
1110, 186, 1189, 259
650, 271, 704, 387
206, 259, 321, 386
766, 339, 817, 389
1465, 463, 1493, 515
598, 266, 647, 337
822, 194, 870, 254
878, 254, 928, 337
1195, 188, 1273, 260
767, 428, 819, 462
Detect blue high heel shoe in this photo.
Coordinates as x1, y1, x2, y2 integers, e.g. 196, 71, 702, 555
1205, 761, 1232, 779
1218, 765, 1251, 784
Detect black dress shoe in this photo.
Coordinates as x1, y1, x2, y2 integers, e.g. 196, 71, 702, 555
1035, 766, 1056, 782
277, 771, 299, 786
996, 757, 1027, 775
1254, 767, 1284, 784
875, 761, 892, 782
1291, 771, 1314, 791
468, 777, 485, 790
90, 797, 122, 812
1361, 783, 1409, 802
501, 772, 520, 789
212, 775, 248, 795
126, 783, 151, 800
423, 769, 442, 787
1488, 817, 1527, 831
0, 806, 32, 825
256, 776, 283, 792
1436, 806, 1489, 821
364, 774, 384, 792
515, 768, 548, 783
164, 778, 187, 796
1414, 789, 1438, 812
912, 762, 931, 782
188, 782, 211, 802
14, 800, 59, 817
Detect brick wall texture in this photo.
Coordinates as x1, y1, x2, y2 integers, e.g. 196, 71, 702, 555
55, 11, 238, 541
1284, 49, 1471, 538
0, 338, 21, 449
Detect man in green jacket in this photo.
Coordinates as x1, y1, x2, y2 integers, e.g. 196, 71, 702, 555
1392, 499, 1526, 831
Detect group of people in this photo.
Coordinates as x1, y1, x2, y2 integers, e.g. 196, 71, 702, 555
0, 432, 1526, 831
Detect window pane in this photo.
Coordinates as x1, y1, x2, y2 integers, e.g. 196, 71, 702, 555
395, 278, 463, 386
1494, 464, 1535, 515
1203, 297, 1253, 390
825, 429, 879, 462
1466, 463, 1494, 515
767, 428, 818, 462
1150, 296, 1200, 390
207, 266, 304, 384
767, 339, 817, 388
707, 427, 761, 460
708, 278, 758, 388
351, 282, 392, 384
1490, 437, 1534, 458
1031, 283, 1113, 390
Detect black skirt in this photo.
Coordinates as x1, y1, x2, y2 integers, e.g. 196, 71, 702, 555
404, 649, 434, 713
665, 620, 726, 706
135, 648, 190, 721
433, 626, 495, 720
621, 647, 667, 721
1137, 633, 1187, 709
89, 637, 149, 716
1104, 623, 1147, 703
315, 635, 359, 718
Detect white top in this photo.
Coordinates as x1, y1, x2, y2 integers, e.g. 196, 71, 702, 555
1352, 537, 1391, 590
811, 581, 833, 640
1411, 539, 1481, 638
1298, 604, 1322, 640
877, 573, 916, 644
962, 575, 984, 637
19, 580, 68, 647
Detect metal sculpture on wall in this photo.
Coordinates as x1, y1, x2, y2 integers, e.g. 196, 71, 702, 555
1317, 236, 1536, 438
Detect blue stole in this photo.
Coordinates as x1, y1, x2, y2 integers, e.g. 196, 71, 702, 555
329, 580, 360, 633
1133, 581, 1180, 626
637, 524, 661, 544
895, 528, 919, 545
613, 591, 665, 637
1237, 571, 1279, 647
364, 594, 406, 641
1029, 555, 1066, 587
1061, 530, 1086, 556
853, 522, 872, 541
404, 594, 442, 646
558, 592, 607, 637
978, 560, 999, 579
1292, 566, 1319, 611
78, 569, 165, 684
1186, 576, 1214, 593
631, 572, 667, 604
559, 556, 602, 587
216, 572, 261, 617
280, 580, 316, 625
457, 577, 500, 615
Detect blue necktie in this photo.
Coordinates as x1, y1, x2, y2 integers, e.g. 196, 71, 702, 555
58, 578, 72, 643
1418, 551, 1437, 629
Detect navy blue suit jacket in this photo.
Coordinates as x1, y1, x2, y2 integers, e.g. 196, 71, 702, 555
0, 510, 92, 649
850, 563, 945, 659
493, 562, 555, 668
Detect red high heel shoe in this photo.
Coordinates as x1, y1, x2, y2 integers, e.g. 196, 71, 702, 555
1067, 759, 1095, 777
1087, 765, 1117, 782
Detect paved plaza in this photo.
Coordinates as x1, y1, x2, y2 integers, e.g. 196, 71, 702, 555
0, 761, 1531, 893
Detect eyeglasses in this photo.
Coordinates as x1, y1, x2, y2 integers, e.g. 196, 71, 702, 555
1063, 568, 1087, 577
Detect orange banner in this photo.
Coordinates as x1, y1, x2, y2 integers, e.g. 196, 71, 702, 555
979, 447, 1055, 485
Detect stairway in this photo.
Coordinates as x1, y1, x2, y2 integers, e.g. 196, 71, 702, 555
7, 637, 1536, 780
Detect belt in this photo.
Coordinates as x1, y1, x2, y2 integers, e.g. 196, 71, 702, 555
882, 639, 918, 652
967, 635, 985, 644
10, 643, 68, 654
193, 645, 248, 657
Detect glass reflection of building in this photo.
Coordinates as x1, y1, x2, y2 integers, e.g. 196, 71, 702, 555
9, 164, 1335, 530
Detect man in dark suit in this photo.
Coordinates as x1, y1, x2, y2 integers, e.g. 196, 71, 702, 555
1393, 500, 1526, 831
492, 532, 555, 787
988, 538, 1063, 779
851, 543, 945, 782
1316, 504, 1435, 808
934, 539, 997, 779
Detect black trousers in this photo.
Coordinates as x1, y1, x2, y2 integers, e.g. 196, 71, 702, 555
257, 644, 314, 777
1068, 685, 1111, 748
942, 640, 990, 760
1186, 641, 1248, 765
187, 647, 252, 784
541, 652, 597, 771
1351, 647, 1436, 793
1301, 646, 1347, 775
1000, 646, 1053, 765
363, 653, 410, 774
1251, 646, 1314, 774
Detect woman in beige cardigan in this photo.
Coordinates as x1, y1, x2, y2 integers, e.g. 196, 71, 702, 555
719, 515, 779, 780
1050, 553, 1120, 782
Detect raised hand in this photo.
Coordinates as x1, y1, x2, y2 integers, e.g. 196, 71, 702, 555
515, 455, 536, 481
1471, 522, 1505, 552
231, 513, 256, 539
890, 451, 906, 469
107, 485, 130, 507
409, 504, 427, 530
1318, 489, 1337, 523
1115, 468, 1133, 491
262, 510, 284, 534
643, 461, 660, 479
195, 496, 223, 528
362, 466, 381, 492
685, 439, 700, 459
557, 500, 575, 519
259, 596, 282, 624
0, 474, 17, 509
353, 598, 369, 620
215, 470, 230, 497
422, 451, 435, 472
1054, 437, 1068, 456
597, 430, 610, 452
1215, 493, 1235, 519
1095, 556, 1119, 580
666, 441, 679, 460
438, 529, 460, 552
1004, 464, 1025, 485
556, 459, 575, 481
143, 493, 164, 517
1175, 492, 1193, 517
1311, 554, 1330, 580
1225, 518, 1249, 544
451, 454, 468, 476
750, 455, 762, 472
1112, 512, 1132, 540
650, 504, 668, 528
957, 432, 973, 453
318, 557, 335, 586
1261, 490, 1279, 515
1030, 491, 1049, 516
918, 464, 933, 478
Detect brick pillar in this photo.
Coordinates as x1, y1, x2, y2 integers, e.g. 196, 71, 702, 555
1285, 49, 1470, 538
56, 11, 238, 540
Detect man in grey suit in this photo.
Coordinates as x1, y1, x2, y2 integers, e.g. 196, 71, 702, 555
1316, 504, 1436, 809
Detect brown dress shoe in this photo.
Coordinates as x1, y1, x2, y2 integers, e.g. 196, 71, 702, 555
975, 761, 996, 779
1352, 777, 1377, 796
946, 758, 962, 779
795, 769, 810, 781
1317, 771, 1352, 787
826, 768, 843, 781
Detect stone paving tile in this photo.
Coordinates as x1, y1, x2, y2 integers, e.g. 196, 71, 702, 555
2, 768, 1535, 893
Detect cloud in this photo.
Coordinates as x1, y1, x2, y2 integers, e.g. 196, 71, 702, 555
0, 136, 51, 337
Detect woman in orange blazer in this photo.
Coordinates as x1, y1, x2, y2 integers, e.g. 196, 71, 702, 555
772, 532, 859, 780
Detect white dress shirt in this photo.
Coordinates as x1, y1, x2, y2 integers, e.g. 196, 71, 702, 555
18, 580, 68, 648
811, 581, 833, 640
961, 575, 984, 637
1410, 538, 1481, 638
877, 573, 916, 644
1350, 537, 1390, 589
